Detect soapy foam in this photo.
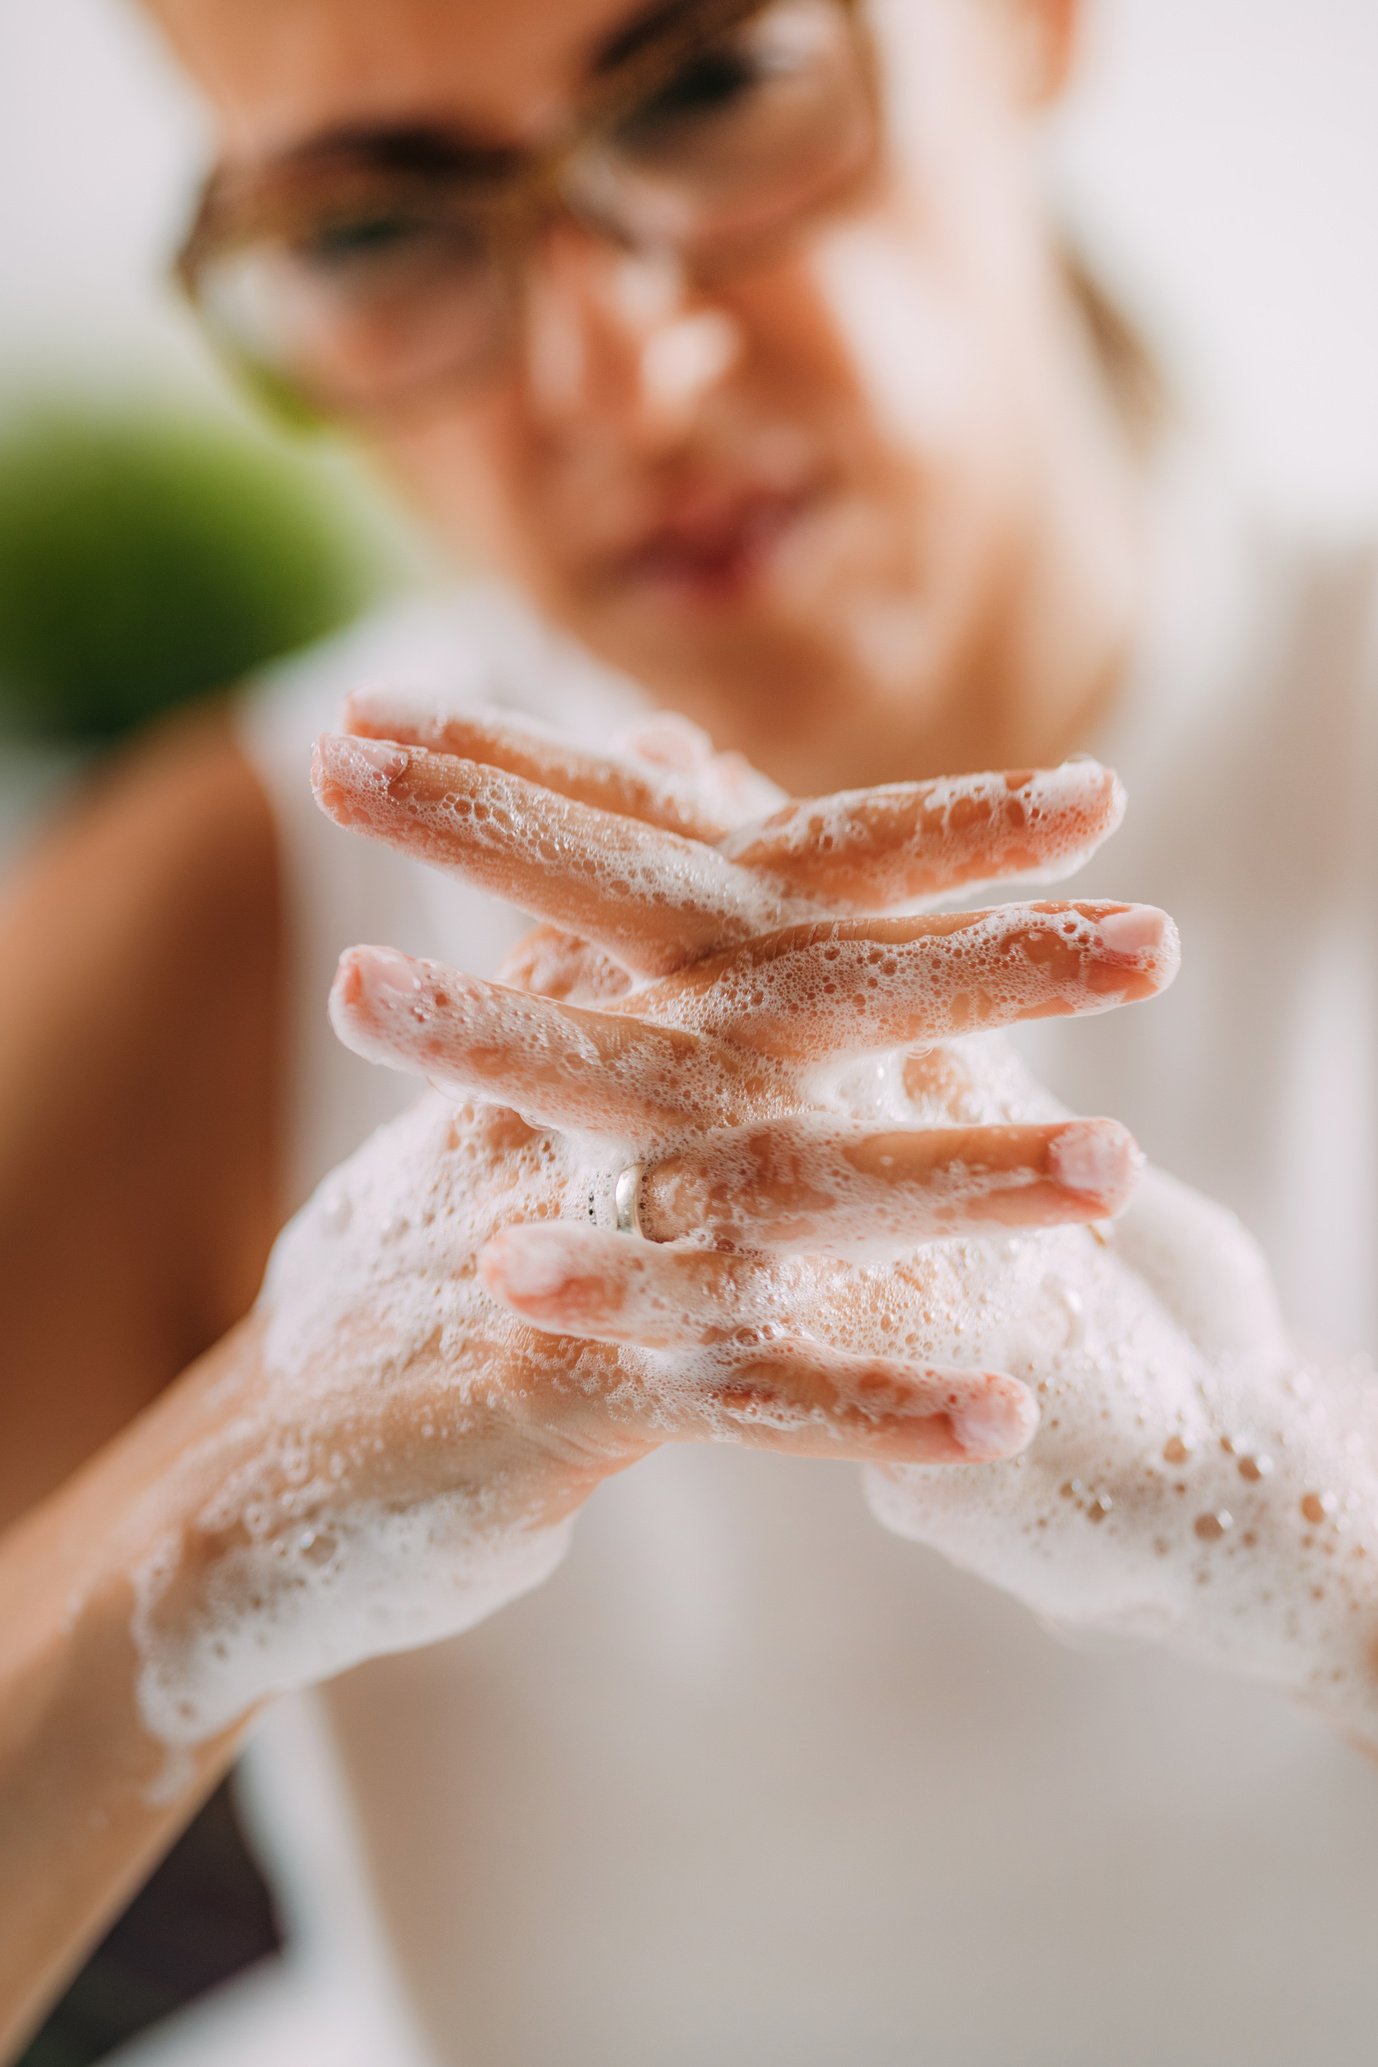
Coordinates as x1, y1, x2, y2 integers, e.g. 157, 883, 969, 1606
723, 762, 1127, 909
655, 903, 1178, 1060
130, 1096, 604, 1750
637, 1114, 1139, 1255
333, 947, 795, 1140
132, 1002, 1377, 1757
313, 735, 791, 974
127, 723, 1377, 1757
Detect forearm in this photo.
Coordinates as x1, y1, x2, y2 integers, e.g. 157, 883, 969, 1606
0, 1323, 264, 2059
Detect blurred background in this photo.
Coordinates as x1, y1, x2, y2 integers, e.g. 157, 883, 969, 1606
2, 0, 1377, 2058
4, 0, 1378, 809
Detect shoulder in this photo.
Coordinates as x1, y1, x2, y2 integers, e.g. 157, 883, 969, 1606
9, 699, 276, 1013
2, 701, 281, 1325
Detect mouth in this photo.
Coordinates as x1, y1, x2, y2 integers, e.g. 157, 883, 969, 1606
595, 478, 826, 611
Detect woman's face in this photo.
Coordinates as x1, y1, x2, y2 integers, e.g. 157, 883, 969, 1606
151, 0, 1082, 753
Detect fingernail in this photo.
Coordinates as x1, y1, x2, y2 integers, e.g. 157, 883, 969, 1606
1048, 1119, 1142, 1206
951, 1379, 1039, 1461
1095, 904, 1169, 957
348, 945, 426, 1005
482, 1227, 577, 1304
617, 713, 713, 771
314, 732, 412, 790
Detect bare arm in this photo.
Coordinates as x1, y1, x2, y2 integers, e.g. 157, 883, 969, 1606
0, 709, 282, 2053
0, 716, 1145, 2051
0, 705, 282, 1521
0, 1321, 265, 2059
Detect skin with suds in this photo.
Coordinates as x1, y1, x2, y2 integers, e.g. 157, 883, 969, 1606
3, 3, 1375, 2044
127, 705, 1378, 1755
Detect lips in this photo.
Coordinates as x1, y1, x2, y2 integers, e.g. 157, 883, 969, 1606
595, 479, 823, 608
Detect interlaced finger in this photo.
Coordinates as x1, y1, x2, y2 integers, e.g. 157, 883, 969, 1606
343, 693, 731, 841
636, 1115, 1141, 1254
724, 760, 1125, 910
631, 902, 1179, 1058
312, 733, 785, 976
483, 1226, 1036, 1463
330, 946, 791, 1136
342, 696, 1125, 914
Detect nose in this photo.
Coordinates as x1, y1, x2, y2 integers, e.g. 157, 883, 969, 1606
520, 222, 743, 450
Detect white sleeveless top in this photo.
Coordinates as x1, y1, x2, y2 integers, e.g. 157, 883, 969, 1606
117, 447, 1378, 2067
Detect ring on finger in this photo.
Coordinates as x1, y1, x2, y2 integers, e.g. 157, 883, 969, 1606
613, 1161, 648, 1239
585, 1162, 650, 1237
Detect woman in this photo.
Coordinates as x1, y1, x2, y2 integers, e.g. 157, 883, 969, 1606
2, 0, 1376, 2059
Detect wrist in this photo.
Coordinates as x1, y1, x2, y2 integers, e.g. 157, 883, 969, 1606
123, 1321, 578, 1751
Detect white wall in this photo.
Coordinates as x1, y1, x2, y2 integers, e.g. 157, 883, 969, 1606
1058, 0, 1378, 522
0, 0, 211, 389
3, 0, 1378, 511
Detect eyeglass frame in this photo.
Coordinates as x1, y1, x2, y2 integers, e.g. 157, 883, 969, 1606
170, 0, 877, 422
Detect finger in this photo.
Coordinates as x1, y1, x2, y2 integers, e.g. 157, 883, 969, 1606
330, 946, 785, 1136
342, 707, 1120, 923
482, 1226, 1036, 1463
636, 1117, 1142, 1253
495, 927, 633, 1005
611, 711, 713, 774
343, 693, 731, 841
724, 760, 1125, 910
612, 713, 787, 826
696, 1346, 1038, 1464
484, 1222, 785, 1346
634, 902, 1179, 1058
312, 734, 785, 977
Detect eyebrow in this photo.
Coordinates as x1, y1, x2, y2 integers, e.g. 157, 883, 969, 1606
589, 0, 711, 76
232, 0, 734, 189
267, 123, 522, 184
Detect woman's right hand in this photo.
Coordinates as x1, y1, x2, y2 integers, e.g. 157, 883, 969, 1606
126, 723, 1165, 1744
126, 725, 1171, 1754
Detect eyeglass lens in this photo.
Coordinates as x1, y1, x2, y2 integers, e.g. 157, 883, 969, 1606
193, 0, 873, 413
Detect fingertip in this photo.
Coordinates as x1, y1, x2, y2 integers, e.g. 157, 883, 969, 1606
616, 712, 714, 772
1094, 902, 1168, 957
332, 943, 423, 1012
1047, 1117, 1143, 1215
1154, 910, 1182, 988
331, 949, 365, 1013
1058, 756, 1126, 827
478, 1228, 519, 1299
481, 1224, 590, 1314
312, 731, 412, 809
309, 734, 335, 809
950, 1374, 1040, 1461
1089, 903, 1180, 996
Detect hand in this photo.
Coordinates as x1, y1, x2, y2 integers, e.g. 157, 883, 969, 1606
143, 709, 1129, 1735
319, 702, 1378, 1752
135, 714, 1165, 1747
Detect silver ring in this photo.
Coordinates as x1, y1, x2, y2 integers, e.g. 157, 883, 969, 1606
613, 1162, 648, 1239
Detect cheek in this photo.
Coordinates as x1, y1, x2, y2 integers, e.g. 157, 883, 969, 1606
801, 217, 988, 462
375, 400, 556, 582
809, 0, 1053, 460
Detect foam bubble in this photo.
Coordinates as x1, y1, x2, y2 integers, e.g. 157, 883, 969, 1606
125, 728, 1376, 1758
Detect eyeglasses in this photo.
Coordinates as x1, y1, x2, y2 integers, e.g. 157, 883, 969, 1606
174, 0, 876, 421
